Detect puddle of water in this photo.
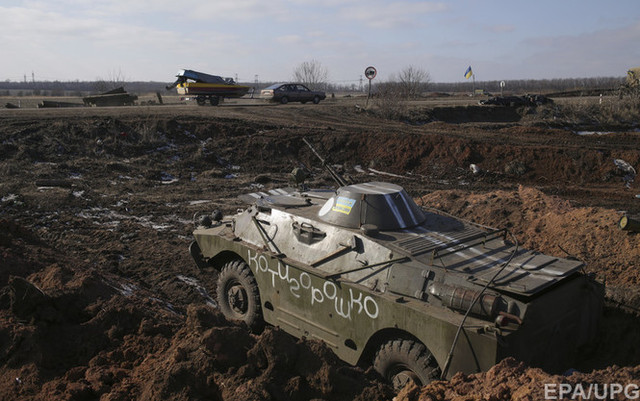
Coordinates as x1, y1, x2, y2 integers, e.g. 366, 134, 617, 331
2, 194, 18, 202
354, 165, 366, 174
161, 172, 179, 184
189, 200, 211, 206
77, 207, 190, 232
576, 131, 612, 136
368, 168, 405, 178
118, 282, 137, 297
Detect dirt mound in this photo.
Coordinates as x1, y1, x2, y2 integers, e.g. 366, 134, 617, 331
0, 221, 392, 401
118, 306, 393, 401
396, 357, 640, 401
420, 186, 640, 301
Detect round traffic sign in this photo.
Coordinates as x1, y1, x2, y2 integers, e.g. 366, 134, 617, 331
365, 66, 377, 80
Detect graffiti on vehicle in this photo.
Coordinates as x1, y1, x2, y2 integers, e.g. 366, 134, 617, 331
248, 249, 379, 320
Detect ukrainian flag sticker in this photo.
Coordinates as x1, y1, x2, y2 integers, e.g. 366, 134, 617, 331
332, 196, 356, 215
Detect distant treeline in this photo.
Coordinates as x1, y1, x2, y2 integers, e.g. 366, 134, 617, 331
428, 76, 625, 94
0, 76, 626, 96
0, 80, 169, 97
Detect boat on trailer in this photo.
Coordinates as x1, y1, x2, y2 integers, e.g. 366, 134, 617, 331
167, 69, 251, 106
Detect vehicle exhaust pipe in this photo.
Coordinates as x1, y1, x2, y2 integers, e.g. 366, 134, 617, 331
429, 282, 502, 319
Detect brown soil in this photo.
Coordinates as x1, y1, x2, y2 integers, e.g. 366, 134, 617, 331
1, 99, 639, 400
395, 358, 640, 401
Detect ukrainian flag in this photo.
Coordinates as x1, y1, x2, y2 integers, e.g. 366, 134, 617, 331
464, 66, 473, 79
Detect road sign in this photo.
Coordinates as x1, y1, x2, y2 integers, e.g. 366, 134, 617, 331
365, 66, 377, 80
364, 66, 376, 108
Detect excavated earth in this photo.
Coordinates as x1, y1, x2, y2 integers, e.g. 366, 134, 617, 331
1, 98, 640, 400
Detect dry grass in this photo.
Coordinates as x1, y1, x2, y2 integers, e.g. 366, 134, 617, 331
370, 85, 410, 119
552, 96, 640, 128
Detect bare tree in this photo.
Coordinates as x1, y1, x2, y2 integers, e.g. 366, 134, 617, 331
292, 60, 328, 90
370, 66, 431, 118
396, 65, 431, 98
94, 68, 127, 92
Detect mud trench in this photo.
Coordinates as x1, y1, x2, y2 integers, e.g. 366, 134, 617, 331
1, 105, 639, 400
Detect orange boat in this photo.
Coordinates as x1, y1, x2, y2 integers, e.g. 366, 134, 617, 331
167, 69, 251, 106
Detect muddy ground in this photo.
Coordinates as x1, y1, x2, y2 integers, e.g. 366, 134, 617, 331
1, 97, 640, 400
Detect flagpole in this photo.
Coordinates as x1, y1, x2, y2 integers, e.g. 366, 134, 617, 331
464, 65, 474, 95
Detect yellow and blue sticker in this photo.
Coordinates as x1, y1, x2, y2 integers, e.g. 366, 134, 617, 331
332, 196, 356, 215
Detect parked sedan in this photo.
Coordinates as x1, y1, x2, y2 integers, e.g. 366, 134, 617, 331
260, 83, 326, 104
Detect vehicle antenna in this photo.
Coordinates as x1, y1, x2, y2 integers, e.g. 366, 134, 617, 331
302, 137, 348, 187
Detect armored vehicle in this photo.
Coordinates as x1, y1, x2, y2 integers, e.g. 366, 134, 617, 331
190, 163, 603, 389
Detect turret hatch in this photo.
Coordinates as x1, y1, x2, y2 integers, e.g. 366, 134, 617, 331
318, 182, 426, 230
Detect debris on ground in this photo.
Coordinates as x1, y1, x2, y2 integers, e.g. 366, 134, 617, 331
83, 87, 138, 107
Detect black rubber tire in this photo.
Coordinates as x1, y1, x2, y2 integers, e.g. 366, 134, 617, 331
216, 260, 263, 331
280, 96, 289, 104
313, 96, 321, 104
373, 339, 440, 391
196, 96, 206, 106
209, 96, 219, 106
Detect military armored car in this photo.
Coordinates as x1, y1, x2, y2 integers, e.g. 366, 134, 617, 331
190, 180, 603, 389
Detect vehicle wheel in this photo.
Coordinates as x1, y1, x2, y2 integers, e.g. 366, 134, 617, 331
313, 96, 321, 104
196, 96, 206, 106
280, 96, 289, 104
216, 260, 263, 331
209, 96, 219, 106
374, 339, 440, 391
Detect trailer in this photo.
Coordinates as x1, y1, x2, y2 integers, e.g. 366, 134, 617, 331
167, 69, 251, 106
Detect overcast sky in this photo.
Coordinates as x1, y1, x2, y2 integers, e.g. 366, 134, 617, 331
2, 0, 639, 85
